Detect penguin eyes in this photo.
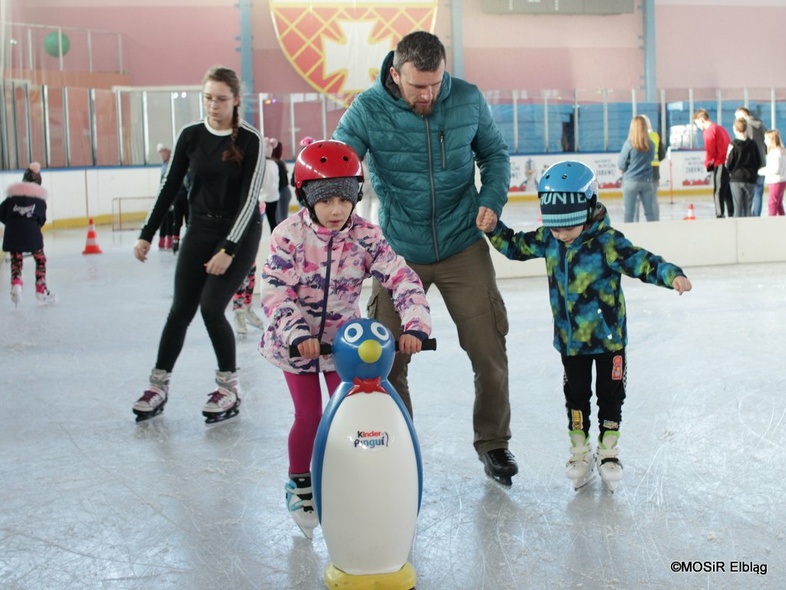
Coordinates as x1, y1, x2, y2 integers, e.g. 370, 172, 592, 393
344, 324, 364, 343
342, 321, 391, 343
370, 321, 390, 341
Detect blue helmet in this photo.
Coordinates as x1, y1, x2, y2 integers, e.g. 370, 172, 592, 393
537, 161, 598, 228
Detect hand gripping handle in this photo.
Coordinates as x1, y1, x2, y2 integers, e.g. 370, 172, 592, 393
289, 338, 436, 358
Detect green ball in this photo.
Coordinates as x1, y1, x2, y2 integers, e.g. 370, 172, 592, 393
44, 32, 70, 58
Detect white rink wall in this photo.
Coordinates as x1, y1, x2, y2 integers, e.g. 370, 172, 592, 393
3, 154, 786, 274
0, 151, 710, 229
0, 165, 162, 229
490, 216, 786, 278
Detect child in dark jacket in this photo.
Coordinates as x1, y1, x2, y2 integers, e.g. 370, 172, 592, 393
0, 162, 57, 306
726, 118, 762, 217
478, 160, 692, 493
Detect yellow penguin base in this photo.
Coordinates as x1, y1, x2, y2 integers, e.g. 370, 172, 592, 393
324, 562, 416, 589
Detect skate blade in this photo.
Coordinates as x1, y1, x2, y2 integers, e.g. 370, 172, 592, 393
484, 472, 513, 489
203, 401, 241, 424
570, 472, 596, 491
601, 479, 620, 493
296, 523, 317, 540
133, 406, 165, 423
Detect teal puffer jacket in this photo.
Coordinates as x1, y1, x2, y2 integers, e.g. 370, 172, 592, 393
333, 51, 510, 264
488, 205, 686, 356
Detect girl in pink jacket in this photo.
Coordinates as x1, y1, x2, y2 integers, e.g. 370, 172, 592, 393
258, 140, 431, 538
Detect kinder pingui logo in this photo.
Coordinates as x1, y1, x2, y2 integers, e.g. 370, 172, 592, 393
270, 0, 438, 101
353, 429, 389, 449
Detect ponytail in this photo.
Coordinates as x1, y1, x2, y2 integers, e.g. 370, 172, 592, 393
222, 105, 244, 164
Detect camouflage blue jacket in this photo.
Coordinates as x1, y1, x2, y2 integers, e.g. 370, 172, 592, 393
488, 205, 686, 356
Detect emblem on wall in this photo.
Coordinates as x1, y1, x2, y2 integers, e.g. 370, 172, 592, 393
270, 0, 438, 102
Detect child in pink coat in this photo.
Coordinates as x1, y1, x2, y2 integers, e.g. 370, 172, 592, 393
258, 140, 431, 538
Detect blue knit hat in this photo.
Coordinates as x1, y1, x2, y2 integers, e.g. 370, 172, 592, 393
538, 161, 598, 228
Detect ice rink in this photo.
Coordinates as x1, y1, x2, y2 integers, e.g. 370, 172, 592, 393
1, 199, 784, 589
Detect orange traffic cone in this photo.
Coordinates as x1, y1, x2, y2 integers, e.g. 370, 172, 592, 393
683, 204, 696, 221
82, 218, 103, 254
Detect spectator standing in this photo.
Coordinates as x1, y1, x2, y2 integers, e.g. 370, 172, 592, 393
758, 129, 786, 216
271, 139, 293, 224
693, 109, 733, 217
735, 106, 768, 216
617, 116, 658, 222
726, 118, 761, 217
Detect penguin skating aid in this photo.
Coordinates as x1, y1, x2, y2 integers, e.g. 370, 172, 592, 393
310, 319, 434, 589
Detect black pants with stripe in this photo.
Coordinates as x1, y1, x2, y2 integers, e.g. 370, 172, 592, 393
561, 349, 626, 437
155, 214, 261, 373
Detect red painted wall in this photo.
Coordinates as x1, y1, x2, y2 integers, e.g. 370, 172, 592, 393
12, 1, 786, 94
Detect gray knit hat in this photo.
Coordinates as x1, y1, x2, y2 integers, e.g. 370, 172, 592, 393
302, 177, 361, 208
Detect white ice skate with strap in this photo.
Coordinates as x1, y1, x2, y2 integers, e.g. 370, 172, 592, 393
566, 430, 595, 491
133, 368, 170, 422
202, 370, 241, 424
233, 309, 248, 336
285, 474, 318, 539
596, 430, 623, 493
244, 304, 265, 330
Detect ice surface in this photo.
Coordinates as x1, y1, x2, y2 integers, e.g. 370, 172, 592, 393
1, 202, 783, 589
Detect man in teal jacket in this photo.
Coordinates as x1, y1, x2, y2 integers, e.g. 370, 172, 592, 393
333, 31, 517, 487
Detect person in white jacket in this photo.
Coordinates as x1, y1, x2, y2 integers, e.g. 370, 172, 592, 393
758, 129, 786, 216
230, 137, 280, 335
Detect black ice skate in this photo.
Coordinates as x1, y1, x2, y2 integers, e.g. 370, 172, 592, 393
479, 448, 519, 488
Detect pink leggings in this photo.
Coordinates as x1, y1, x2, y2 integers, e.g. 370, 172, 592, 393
231, 264, 256, 310
768, 181, 786, 216
284, 370, 342, 475
10, 249, 47, 292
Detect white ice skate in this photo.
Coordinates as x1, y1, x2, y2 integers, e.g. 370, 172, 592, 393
244, 305, 265, 330
285, 474, 318, 539
10, 283, 22, 307
596, 430, 623, 493
133, 369, 170, 422
233, 309, 248, 336
36, 289, 59, 305
202, 370, 241, 424
566, 430, 595, 491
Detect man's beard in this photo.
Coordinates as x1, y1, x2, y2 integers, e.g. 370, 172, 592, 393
410, 101, 434, 117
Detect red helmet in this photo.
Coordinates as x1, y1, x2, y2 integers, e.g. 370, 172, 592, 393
293, 140, 363, 190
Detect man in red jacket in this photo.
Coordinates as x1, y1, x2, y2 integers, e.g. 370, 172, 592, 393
694, 108, 734, 217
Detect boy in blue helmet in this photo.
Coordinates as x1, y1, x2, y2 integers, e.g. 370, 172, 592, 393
478, 160, 692, 493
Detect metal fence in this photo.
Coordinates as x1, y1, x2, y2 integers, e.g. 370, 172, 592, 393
3, 81, 786, 171
2, 21, 123, 76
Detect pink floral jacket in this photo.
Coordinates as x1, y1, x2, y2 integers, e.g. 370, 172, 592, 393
258, 209, 431, 374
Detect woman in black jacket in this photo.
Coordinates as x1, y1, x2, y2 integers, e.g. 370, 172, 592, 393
132, 66, 264, 424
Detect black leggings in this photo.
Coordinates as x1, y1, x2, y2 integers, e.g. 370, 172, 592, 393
561, 350, 627, 436
155, 214, 261, 373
